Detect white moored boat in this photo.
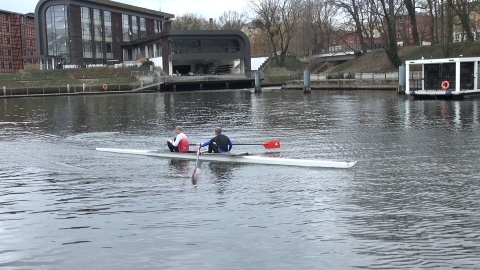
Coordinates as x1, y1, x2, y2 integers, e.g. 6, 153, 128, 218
405, 56, 480, 99
95, 148, 357, 169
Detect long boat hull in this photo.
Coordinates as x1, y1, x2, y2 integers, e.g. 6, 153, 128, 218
96, 148, 357, 169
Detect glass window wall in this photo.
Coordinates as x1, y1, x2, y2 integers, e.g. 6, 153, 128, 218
45, 5, 69, 61
131, 16, 138, 40
140, 18, 146, 38
93, 9, 102, 42
155, 20, 162, 34
123, 14, 130, 41
81, 7, 92, 60
171, 39, 241, 54
104, 11, 113, 59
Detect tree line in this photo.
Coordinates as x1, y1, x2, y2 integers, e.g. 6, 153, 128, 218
171, 0, 480, 67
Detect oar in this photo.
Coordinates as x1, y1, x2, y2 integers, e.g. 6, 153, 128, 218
234, 140, 281, 149
189, 140, 280, 149
192, 143, 201, 180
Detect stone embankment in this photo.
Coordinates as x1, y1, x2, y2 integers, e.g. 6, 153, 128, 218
281, 72, 400, 90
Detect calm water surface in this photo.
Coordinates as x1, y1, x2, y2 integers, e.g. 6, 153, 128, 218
0, 89, 479, 269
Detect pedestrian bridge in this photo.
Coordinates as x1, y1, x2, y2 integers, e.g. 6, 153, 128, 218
296, 51, 357, 63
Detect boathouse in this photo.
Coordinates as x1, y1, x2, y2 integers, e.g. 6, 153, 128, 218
405, 57, 480, 99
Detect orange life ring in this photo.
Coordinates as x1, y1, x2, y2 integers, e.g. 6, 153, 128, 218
441, 81, 450, 90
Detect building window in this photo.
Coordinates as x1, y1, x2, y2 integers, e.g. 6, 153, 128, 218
454, 33, 460, 42
104, 11, 112, 42
155, 20, 162, 34
83, 40, 93, 58
122, 14, 130, 41
45, 5, 69, 61
140, 18, 146, 38
8, 50, 11, 56
95, 41, 103, 58
93, 9, 102, 42
104, 11, 113, 59
81, 7, 92, 40
131, 16, 138, 40
6, 37, 10, 44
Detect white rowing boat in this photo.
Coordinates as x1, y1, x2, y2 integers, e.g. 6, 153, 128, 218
96, 148, 357, 169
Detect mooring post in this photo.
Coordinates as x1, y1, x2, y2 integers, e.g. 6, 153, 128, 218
398, 64, 406, 94
303, 69, 311, 93
67, 84, 70, 93
83, 83, 85, 92
254, 72, 261, 92
3, 86, 6, 96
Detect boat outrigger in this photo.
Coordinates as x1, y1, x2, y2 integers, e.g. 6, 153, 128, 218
405, 56, 480, 99
96, 148, 357, 169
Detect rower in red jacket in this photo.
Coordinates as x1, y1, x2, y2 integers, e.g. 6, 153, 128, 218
166, 126, 190, 153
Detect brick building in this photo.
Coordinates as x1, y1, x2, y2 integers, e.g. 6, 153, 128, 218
0, 9, 35, 73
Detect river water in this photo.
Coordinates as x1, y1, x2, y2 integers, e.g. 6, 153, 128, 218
1, 89, 479, 269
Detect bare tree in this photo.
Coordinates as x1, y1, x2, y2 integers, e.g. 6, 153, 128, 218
171, 13, 211, 30
422, 0, 437, 44
404, 0, 421, 45
218, 11, 248, 30
331, 0, 369, 53
303, 0, 339, 54
449, 0, 478, 42
373, 0, 403, 67
250, 0, 304, 66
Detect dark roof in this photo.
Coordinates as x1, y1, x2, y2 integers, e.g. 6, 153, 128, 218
0, 9, 24, 15
85, 0, 174, 18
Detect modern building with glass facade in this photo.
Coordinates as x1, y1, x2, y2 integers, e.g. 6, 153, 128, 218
33, 0, 251, 75
34, 0, 173, 68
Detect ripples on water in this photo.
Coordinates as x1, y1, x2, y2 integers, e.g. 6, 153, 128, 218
0, 90, 479, 269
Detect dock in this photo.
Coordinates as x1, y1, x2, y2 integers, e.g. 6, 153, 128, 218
160, 75, 254, 91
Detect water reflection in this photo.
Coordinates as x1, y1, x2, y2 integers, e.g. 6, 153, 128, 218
403, 98, 479, 131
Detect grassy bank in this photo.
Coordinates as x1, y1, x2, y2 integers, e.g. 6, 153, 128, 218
329, 41, 480, 73
262, 56, 306, 84
262, 42, 480, 84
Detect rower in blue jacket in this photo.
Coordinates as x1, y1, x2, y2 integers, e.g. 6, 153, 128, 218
200, 127, 233, 153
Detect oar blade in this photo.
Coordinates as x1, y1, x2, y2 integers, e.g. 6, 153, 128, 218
263, 140, 281, 149
191, 143, 201, 180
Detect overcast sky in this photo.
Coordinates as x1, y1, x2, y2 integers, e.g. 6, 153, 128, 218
2, 0, 250, 20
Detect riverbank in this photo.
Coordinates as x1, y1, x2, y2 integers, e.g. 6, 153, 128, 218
262, 42, 480, 87
281, 79, 398, 90
0, 68, 139, 89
